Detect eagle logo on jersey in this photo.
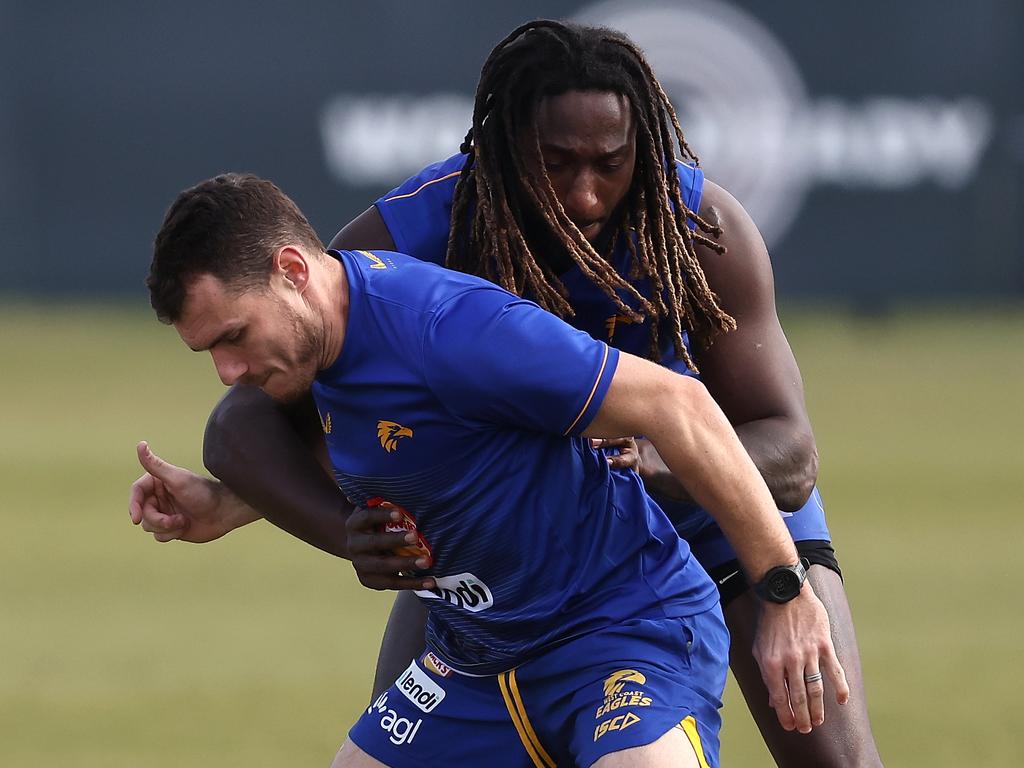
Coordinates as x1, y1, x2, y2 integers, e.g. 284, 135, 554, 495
603, 669, 647, 698
318, 409, 332, 434
604, 313, 639, 342
377, 420, 413, 452
358, 249, 389, 270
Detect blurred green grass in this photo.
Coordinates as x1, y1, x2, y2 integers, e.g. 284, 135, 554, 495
1, 303, 1022, 766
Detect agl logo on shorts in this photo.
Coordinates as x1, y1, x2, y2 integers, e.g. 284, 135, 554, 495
367, 692, 423, 746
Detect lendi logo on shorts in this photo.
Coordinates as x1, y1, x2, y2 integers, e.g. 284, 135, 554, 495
396, 661, 446, 713
415, 572, 494, 613
367, 692, 422, 746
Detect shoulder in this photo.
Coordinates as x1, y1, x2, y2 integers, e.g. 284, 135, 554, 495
377, 153, 468, 204
338, 248, 509, 315
693, 179, 775, 318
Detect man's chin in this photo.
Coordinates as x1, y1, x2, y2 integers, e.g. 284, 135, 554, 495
263, 384, 308, 405
259, 375, 312, 405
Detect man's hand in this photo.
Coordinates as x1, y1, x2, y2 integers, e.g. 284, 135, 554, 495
345, 505, 436, 591
752, 583, 850, 732
590, 436, 641, 472
128, 441, 259, 543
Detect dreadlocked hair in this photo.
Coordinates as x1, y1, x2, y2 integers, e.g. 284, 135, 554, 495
445, 19, 736, 370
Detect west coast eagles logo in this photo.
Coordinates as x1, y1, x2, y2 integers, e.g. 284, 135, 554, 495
377, 420, 413, 452
603, 669, 647, 698
594, 668, 653, 741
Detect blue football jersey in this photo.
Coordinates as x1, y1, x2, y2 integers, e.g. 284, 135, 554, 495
313, 249, 718, 674
375, 155, 831, 545
375, 153, 703, 373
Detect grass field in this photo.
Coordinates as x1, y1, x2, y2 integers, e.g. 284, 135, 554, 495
1, 303, 1022, 766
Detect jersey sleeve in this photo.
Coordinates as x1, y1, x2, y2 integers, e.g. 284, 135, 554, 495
675, 160, 705, 216
374, 154, 467, 266
421, 286, 620, 436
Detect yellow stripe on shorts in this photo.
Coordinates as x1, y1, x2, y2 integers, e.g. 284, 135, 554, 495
678, 715, 711, 768
497, 670, 556, 768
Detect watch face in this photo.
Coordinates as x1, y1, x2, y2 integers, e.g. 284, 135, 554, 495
767, 568, 800, 600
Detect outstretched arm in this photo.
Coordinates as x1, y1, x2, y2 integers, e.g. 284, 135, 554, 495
585, 353, 849, 734
202, 386, 353, 558
639, 180, 818, 512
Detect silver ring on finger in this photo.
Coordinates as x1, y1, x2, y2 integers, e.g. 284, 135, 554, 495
804, 671, 823, 684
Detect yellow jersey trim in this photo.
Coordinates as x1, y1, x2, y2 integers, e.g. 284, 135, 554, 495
563, 343, 610, 436
679, 715, 711, 768
382, 170, 462, 202
498, 671, 556, 768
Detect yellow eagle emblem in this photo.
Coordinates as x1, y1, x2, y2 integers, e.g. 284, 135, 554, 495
603, 669, 647, 698
377, 420, 413, 453
605, 313, 639, 342
358, 250, 388, 270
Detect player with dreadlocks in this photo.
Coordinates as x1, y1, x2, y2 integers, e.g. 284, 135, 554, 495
130, 19, 881, 768
445, 18, 732, 370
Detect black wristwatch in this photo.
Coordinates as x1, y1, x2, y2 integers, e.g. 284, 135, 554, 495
753, 558, 809, 603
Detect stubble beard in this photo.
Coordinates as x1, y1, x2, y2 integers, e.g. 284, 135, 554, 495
269, 304, 324, 404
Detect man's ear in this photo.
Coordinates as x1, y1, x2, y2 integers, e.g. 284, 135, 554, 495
274, 246, 310, 292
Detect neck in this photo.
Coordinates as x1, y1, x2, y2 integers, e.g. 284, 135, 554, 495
315, 254, 349, 370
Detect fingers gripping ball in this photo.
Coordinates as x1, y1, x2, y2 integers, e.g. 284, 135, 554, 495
367, 497, 433, 562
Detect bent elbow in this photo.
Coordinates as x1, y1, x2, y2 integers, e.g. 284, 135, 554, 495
776, 442, 819, 512
202, 404, 236, 481
202, 386, 265, 480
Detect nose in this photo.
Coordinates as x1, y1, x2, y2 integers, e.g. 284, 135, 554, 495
210, 347, 248, 386
563, 168, 601, 224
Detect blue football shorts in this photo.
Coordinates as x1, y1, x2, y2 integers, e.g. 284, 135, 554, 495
348, 607, 729, 767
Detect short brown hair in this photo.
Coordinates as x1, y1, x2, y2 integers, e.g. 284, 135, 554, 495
148, 173, 324, 323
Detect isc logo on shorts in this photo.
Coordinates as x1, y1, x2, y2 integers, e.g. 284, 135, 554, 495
415, 572, 494, 613
594, 712, 642, 741
367, 692, 423, 746
396, 661, 446, 713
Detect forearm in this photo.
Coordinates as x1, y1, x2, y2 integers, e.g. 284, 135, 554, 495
643, 387, 800, 580
203, 386, 353, 559
641, 416, 817, 512
211, 480, 264, 530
